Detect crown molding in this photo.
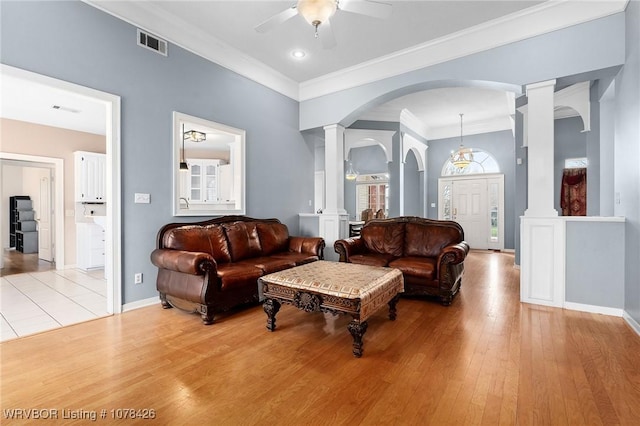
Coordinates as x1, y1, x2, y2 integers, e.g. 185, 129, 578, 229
84, 0, 628, 103
399, 109, 429, 142
84, 1, 299, 100
428, 116, 514, 141
299, 0, 628, 101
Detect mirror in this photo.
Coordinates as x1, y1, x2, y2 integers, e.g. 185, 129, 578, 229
173, 111, 245, 216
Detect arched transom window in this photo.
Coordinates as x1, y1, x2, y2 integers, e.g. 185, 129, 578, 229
441, 148, 500, 176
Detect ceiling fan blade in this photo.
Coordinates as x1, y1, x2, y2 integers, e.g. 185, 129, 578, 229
339, 0, 392, 19
254, 6, 298, 33
318, 20, 337, 49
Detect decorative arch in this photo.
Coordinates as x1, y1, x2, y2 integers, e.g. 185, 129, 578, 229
402, 133, 426, 171
344, 129, 395, 163
441, 148, 500, 176
301, 79, 522, 131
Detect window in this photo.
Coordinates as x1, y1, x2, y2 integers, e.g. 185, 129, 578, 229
356, 174, 389, 218
442, 149, 500, 176
565, 157, 588, 168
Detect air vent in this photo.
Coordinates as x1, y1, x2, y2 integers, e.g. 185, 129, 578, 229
137, 29, 167, 56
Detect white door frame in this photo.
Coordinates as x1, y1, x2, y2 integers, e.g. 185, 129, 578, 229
1, 64, 122, 314
438, 173, 505, 250
1, 154, 63, 265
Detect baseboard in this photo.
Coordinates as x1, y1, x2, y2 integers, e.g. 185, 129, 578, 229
623, 311, 640, 336
122, 297, 159, 312
563, 302, 623, 317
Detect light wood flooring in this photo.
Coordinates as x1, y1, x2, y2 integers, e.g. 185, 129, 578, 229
1, 251, 639, 425
1, 249, 55, 277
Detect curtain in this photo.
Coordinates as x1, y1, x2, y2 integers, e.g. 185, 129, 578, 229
560, 168, 587, 216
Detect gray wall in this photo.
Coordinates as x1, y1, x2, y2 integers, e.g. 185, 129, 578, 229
616, 0, 640, 326
1, 1, 314, 304
427, 130, 516, 250
403, 151, 421, 217
554, 117, 588, 214
565, 221, 625, 309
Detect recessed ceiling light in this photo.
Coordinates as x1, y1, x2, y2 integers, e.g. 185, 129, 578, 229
291, 49, 306, 59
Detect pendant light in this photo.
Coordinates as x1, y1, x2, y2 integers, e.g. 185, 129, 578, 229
180, 124, 188, 171
450, 113, 473, 169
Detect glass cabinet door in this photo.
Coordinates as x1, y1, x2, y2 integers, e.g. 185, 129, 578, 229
205, 163, 217, 202
190, 163, 201, 201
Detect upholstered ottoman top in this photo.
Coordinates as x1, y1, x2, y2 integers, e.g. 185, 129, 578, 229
261, 260, 403, 321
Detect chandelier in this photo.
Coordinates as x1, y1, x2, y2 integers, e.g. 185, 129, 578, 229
451, 113, 473, 169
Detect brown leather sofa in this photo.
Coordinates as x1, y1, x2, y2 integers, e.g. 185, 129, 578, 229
334, 216, 469, 305
150, 216, 325, 324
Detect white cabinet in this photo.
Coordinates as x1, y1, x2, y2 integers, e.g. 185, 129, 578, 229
76, 222, 105, 269
74, 151, 106, 203
182, 159, 227, 204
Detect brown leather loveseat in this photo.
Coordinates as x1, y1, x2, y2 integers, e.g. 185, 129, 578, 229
334, 216, 469, 305
151, 216, 325, 324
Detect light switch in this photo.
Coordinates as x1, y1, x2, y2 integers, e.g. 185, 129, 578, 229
134, 193, 150, 204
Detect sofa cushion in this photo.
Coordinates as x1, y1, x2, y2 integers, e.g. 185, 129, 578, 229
216, 263, 263, 291
236, 256, 297, 274
223, 221, 262, 262
389, 256, 436, 280
162, 225, 231, 263
361, 222, 405, 257
349, 253, 396, 267
271, 252, 319, 266
256, 222, 289, 255
404, 222, 462, 258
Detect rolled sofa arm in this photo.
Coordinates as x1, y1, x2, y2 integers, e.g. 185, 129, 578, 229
436, 241, 470, 289
334, 237, 365, 262
150, 249, 216, 275
288, 237, 326, 259
438, 241, 470, 265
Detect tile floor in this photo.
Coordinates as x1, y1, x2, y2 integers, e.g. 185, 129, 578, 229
0, 268, 109, 342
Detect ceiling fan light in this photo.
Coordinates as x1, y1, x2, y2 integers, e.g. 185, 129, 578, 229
297, 0, 337, 27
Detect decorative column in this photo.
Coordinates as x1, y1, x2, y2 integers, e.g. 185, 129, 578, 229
525, 79, 558, 217
323, 124, 346, 215
321, 124, 348, 260
521, 79, 565, 308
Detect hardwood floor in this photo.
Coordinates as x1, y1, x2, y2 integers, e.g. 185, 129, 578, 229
1, 251, 639, 425
1, 249, 54, 277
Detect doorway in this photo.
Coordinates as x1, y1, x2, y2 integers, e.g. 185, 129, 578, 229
1, 64, 122, 316
438, 174, 504, 250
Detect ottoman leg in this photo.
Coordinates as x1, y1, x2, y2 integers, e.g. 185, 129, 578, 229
263, 298, 281, 331
388, 294, 400, 321
347, 320, 369, 358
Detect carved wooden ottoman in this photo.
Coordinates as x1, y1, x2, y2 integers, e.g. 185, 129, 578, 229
259, 260, 404, 357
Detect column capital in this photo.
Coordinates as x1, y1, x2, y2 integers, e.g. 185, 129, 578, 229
323, 123, 345, 132
526, 79, 556, 96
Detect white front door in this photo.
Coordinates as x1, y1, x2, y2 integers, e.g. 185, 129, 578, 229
438, 174, 504, 250
453, 179, 488, 249
38, 172, 53, 262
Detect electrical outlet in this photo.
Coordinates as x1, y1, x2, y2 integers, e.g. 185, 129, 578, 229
134, 273, 143, 284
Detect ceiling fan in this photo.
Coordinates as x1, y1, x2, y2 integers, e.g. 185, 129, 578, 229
255, 0, 392, 49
